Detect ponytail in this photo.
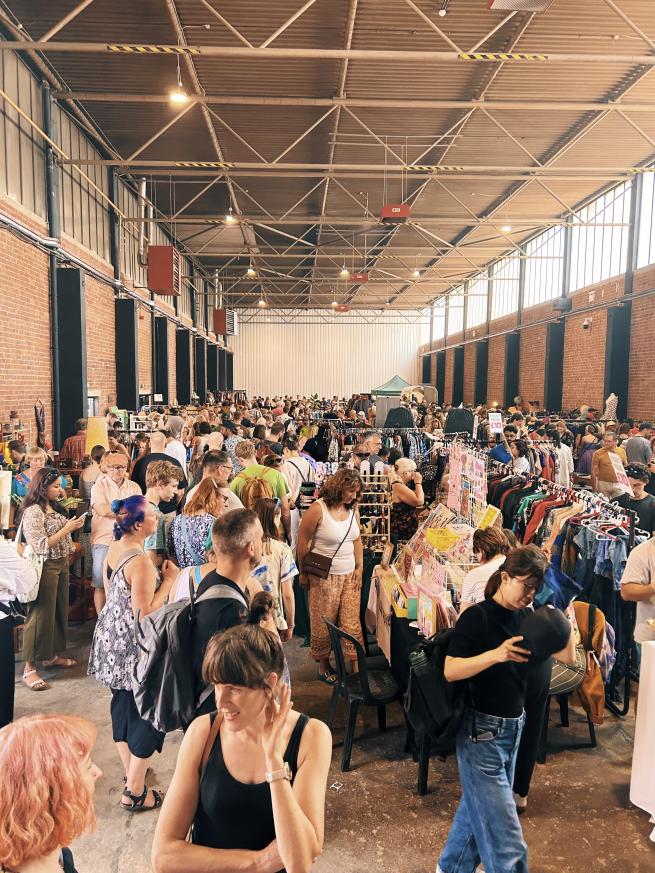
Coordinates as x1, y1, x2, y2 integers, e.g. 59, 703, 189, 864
248, 590, 274, 625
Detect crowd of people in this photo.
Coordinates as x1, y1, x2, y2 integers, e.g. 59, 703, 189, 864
0, 390, 653, 872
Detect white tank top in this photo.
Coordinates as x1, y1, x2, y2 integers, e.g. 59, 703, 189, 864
312, 498, 360, 576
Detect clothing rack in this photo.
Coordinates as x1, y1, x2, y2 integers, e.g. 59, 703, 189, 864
490, 469, 640, 717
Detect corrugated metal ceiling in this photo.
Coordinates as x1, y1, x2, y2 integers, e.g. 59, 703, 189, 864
3, 0, 655, 308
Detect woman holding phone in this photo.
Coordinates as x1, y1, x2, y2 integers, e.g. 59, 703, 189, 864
389, 457, 424, 544
437, 546, 575, 873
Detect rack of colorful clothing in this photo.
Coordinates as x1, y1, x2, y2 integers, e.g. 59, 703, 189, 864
487, 469, 645, 717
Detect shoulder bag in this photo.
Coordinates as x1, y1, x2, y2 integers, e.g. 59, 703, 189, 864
301, 508, 355, 580
13, 514, 45, 603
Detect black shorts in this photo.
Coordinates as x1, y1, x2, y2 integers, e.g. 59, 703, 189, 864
110, 689, 165, 759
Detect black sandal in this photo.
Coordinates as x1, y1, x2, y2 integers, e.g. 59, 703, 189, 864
121, 786, 164, 812
317, 670, 337, 686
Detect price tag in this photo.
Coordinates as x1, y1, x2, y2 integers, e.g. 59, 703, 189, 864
489, 412, 503, 434
609, 452, 634, 497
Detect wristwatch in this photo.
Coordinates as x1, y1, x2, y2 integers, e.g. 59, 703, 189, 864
266, 761, 293, 784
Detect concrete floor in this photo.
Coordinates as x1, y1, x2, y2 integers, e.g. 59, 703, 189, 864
13, 624, 655, 873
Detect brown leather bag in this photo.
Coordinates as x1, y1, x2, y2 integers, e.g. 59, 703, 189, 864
301, 510, 355, 581
573, 600, 606, 726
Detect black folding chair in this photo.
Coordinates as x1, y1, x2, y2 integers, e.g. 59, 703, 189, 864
538, 693, 597, 764
324, 619, 402, 772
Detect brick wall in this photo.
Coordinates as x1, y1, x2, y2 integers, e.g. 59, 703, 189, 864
137, 309, 153, 395
629, 295, 655, 420
0, 227, 53, 447
463, 342, 476, 405
85, 275, 116, 410
168, 323, 177, 404
445, 347, 454, 405
562, 308, 608, 410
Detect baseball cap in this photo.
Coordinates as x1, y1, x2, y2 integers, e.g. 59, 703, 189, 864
518, 606, 572, 664
222, 419, 238, 433
268, 443, 284, 456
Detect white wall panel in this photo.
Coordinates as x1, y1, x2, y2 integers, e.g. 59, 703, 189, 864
232, 312, 421, 397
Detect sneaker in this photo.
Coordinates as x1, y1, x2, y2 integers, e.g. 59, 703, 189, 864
513, 792, 528, 813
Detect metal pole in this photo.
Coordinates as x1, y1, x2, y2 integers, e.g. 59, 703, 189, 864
624, 173, 643, 297
107, 168, 121, 281
42, 84, 62, 449
7, 42, 655, 65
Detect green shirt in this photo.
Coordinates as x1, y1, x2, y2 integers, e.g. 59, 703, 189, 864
229, 464, 290, 501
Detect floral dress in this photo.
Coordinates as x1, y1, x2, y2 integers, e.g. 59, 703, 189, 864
168, 514, 215, 567
87, 553, 140, 690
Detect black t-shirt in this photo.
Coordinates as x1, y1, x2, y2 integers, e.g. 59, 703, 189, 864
614, 493, 655, 535
193, 572, 249, 716
448, 599, 534, 718
130, 452, 187, 513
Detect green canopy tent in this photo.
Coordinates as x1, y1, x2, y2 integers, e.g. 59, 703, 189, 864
372, 375, 413, 425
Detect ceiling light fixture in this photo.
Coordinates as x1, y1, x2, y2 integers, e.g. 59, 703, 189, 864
258, 296, 267, 307
339, 264, 350, 278
170, 49, 189, 103
501, 224, 513, 233
246, 262, 256, 278
438, 0, 449, 17
331, 298, 338, 306
169, 87, 189, 104
413, 268, 421, 279
225, 207, 236, 225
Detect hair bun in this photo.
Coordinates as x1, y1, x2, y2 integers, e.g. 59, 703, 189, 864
110, 498, 123, 514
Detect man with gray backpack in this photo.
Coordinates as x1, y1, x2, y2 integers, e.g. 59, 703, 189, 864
133, 510, 264, 731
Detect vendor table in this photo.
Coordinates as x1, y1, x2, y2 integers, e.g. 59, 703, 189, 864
630, 640, 655, 842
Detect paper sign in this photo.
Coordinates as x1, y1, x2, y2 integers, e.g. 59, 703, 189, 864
476, 505, 501, 530
426, 527, 460, 552
489, 412, 503, 434
609, 452, 634, 497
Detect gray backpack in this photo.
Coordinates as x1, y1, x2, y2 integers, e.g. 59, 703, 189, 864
132, 578, 247, 733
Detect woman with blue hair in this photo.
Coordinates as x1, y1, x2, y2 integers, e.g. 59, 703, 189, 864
88, 494, 178, 812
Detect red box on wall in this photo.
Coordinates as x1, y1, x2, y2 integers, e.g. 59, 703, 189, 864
148, 246, 181, 295
351, 272, 369, 282
380, 204, 410, 223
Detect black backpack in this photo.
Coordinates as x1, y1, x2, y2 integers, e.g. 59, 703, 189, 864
403, 627, 468, 756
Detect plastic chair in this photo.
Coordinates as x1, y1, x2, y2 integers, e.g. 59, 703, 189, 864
324, 619, 401, 772
537, 693, 597, 764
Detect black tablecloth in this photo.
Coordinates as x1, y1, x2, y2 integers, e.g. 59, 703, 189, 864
389, 613, 421, 690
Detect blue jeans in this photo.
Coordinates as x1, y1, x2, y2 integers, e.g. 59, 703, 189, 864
438, 709, 528, 873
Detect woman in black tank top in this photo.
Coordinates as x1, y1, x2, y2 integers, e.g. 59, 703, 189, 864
152, 624, 332, 873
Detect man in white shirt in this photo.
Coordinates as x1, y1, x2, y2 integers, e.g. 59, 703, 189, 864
165, 415, 188, 475
0, 539, 37, 726
620, 536, 655, 644
90, 451, 141, 614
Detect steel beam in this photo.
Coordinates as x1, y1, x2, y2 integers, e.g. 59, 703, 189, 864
111, 215, 628, 226
40, 0, 95, 42
6, 42, 655, 64
49, 93, 655, 113
197, 0, 254, 47
63, 158, 649, 174
260, 0, 319, 48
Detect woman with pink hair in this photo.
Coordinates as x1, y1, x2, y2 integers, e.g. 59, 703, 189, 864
0, 714, 101, 872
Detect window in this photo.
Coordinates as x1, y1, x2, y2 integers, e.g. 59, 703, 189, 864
419, 308, 431, 345
432, 301, 446, 340
570, 182, 631, 291
491, 254, 520, 318
637, 171, 655, 268
447, 288, 464, 335
465, 275, 488, 329
523, 226, 564, 307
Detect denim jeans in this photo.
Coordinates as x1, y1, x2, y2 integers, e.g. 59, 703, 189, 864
438, 709, 528, 873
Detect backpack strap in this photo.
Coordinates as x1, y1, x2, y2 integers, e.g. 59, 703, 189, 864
108, 548, 145, 589
194, 582, 248, 610
586, 603, 596, 653
179, 516, 205, 565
